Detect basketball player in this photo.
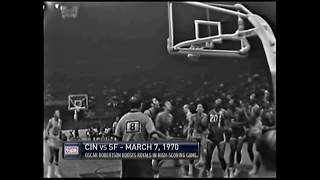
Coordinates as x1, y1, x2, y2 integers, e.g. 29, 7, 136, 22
182, 104, 192, 138
111, 117, 120, 140
178, 104, 192, 176
144, 98, 161, 123
248, 93, 258, 112
186, 102, 197, 176
152, 100, 174, 178
261, 90, 271, 109
260, 107, 276, 134
228, 100, 249, 177
248, 106, 276, 176
189, 104, 209, 177
114, 96, 164, 178
206, 107, 230, 177
44, 110, 63, 178
234, 104, 263, 176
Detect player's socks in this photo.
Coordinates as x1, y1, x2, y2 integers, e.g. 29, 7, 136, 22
54, 165, 62, 178
206, 169, 213, 178
210, 166, 214, 175
229, 167, 235, 178
188, 164, 193, 176
46, 164, 53, 178
179, 166, 186, 177
233, 165, 240, 177
152, 159, 162, 178
248, 156, 259, 176
223, 168, 230, 178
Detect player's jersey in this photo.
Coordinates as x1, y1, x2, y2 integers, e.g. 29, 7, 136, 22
144, 108, 157, 123
231, 108, 247, 137
248, 116, 263, 137
183, 111, 192, 135
115, 110, 156, 142
190, 112, 208, 136
155, 111, 173, 135
47, 118, 62, 148
208, 111, 226, 142
186, 111, 192, 122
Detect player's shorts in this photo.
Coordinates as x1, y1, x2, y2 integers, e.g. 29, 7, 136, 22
47, 137, 62, 148
191, 132, 208, 144
225, 131, 231, 142
247, 129, 262, 139
208, 132, 226, 144
230, 128, 246, 140
244, 132, 260, 143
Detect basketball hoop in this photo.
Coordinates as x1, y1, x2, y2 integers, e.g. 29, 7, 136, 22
167, 1, 276, 104
68, 94, 88, 121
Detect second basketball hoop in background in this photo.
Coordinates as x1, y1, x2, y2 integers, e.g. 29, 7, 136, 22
68, 94, 88, 120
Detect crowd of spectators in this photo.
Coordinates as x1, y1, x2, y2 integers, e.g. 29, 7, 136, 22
45, 68, 274, 139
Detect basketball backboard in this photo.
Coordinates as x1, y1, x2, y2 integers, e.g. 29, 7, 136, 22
166, 1, 276, 103
167, 2, 254, 59
68, 94, 88, 111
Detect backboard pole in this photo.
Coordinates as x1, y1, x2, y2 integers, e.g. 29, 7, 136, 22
182, 2, 248, 18
247, 14, 276, 104
74, 109, 78, 121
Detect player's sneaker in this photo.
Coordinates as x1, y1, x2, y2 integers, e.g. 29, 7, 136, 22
54, 165, 62, 178
46, 165, 53, 178
248, 166, 257, 176
206, 169, 213, 178
223, 169, 230, 178
194, 158, 205, 168
153, 173, 160, 178
233, 167, 240, 177
228, 167, 235, 178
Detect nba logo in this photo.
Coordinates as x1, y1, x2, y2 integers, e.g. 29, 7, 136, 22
64, 146, 79, 155
64, 143, 80, 159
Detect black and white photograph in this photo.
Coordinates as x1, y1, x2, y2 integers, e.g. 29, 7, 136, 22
43, 1, 276, 178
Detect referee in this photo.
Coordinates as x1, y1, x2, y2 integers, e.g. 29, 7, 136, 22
114, 96, 161, 178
